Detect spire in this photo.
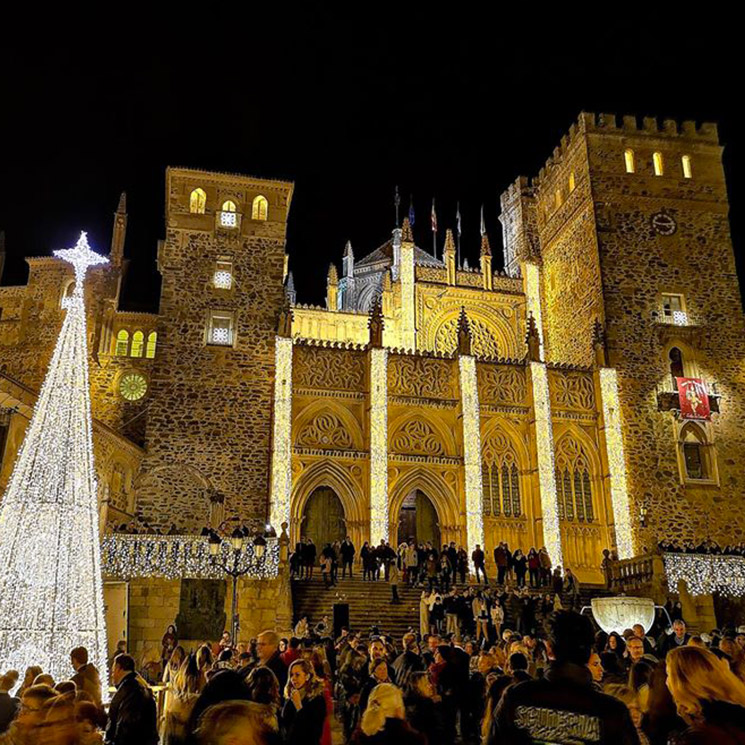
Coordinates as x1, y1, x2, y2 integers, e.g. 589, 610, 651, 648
110, 192, 127, 267
526, 312, 542, 362
480, 233, 492, 257
444, 229, 456, 256
401, 217, 414, 243
444, 229, 456, 285
277, 295, 294, 338
480, 232, 493, 291
326, 264, 339, 310
117, 192, 127, 214
457, 307, 472, 356
284, 271, 296, 305
344, 240, 353, 258
327, 263, 338, 285
343, 241, 354, 278
369, 298, 384, 348
382, 269, 392, 293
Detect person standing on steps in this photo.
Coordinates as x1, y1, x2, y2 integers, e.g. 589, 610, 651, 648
341, 537, 356, 579
389, 560, 401, 604
305, 537, 317, 580
472, 544, 488, 585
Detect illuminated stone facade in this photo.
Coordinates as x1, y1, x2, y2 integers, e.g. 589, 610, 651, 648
1, 114, 744, 595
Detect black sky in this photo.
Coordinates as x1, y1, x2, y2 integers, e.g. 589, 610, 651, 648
1, 11, 742, 311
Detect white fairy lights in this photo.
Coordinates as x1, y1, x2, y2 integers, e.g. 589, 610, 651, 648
0, 232, 109, 688
663, 553, 745, 597
369, 347, 389, 544
530, 361, 564, 568
459, 355, 485, 555
599, 367, 634, 559
102, 534, 279, 580
524, 263, 545, 359
399, 243, 416, 349
270, 336, 293, 531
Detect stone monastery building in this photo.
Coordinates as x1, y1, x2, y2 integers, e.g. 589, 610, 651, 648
1, 111, 744, 592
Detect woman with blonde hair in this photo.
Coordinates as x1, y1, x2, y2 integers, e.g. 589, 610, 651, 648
17, 666, 42, 698
353, 682, 426, 744
281, 659, 327, 745
161, 654, 203, 745
666, 645, 745, 742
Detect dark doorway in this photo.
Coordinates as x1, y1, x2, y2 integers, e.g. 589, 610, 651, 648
302, 486, 346, 549
397, 489, 440, 547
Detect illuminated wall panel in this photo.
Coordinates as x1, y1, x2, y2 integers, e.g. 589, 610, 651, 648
269, 336, 293, 531
459, 355, 484, 555
370, 347, 389, 544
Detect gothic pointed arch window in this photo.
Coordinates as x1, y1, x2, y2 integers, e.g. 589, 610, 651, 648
481, 430, 521, 518
190, 188, 207, 214
669, 346, 684, 389
555, 435, 595, 523
130, 330, 144, 357
624, 149, 635, 174
145, 331, 157, 359
115, 329, 129, 356
677, 422, 717, 484
252, 195, 269, 221
220, 199, 238, 228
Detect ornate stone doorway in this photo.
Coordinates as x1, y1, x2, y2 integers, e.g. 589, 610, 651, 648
302, 486, 347, 549
397, 490, 440, 547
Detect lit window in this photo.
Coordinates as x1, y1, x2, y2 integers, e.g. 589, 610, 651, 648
131, 330, 144, 358
190, 188, 207, 214
624, 149, 635, 174
220, 200, 238, 228
555, 436, 595, 523
252, 195, 269, 221
119, 372, 148, 401
681, 155, 693, 179
653, 152, 664, 176
568, 172, 576, 192
208, 311, 235, 346
213, 258, 233, 289
661, 293, 687, 326
115, 330, 129, 356
145, 331, 157, 359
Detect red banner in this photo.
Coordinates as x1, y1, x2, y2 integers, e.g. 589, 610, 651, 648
676, 377, 710, 420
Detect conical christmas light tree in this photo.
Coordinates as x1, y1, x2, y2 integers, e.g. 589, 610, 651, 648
0, 232, 109, 685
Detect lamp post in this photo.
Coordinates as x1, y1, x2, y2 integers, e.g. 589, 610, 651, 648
207, 525, 269, 644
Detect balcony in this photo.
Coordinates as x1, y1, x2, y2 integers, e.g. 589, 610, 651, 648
215, 211, 242, 232
657, 389, 720, 415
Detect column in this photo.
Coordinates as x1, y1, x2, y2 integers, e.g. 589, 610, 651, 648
369, 347, 388, 544
269, 336, 293, 531
523, 263, 545, 359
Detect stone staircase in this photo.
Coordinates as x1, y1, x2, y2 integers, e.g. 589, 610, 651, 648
292, 575, 610, 640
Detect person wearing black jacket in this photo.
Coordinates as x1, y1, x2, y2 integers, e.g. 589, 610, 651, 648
392, 633, 424, 691
105, 654, 158, 745
405, 671, 447, 745
281, 659, 327, 745
341, 538, 356, 578
491, 610, 640, 744
305, 538, 317, 579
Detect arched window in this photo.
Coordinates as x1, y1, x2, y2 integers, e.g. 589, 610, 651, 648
624, 149, 635, 174
220, 200, 238, 228
681, 155, 693, 179
653, 152, 664, 176
252, 195, 269, 221
222, 199, 237, 213
568, 172, 576, 192
481, 431, 521, 518
190, 188, 207, 214
145, 331, 157, 359
555, 436, 595, 522
130, 330, 144, 358
678, 423, 715, 483
115, 329, 130, 356
669, 347, 684, 389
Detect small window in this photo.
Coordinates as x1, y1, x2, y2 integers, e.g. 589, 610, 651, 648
190, 188, 207, 214
207, 311, 235, 346
568, 172, 576, 192
220, 200, 238, 228
252, 195, 269, 221
662, 293, 687, 326
669, 347, 685, 388
115, 330, 129, 356
213, 258, 233, 290
681, 155, 693, 179
131, 330, 144, 358
683, 442, 705, 480
653, 152, 664, 176
145, 331, 157, 359
624, 149, 635, 174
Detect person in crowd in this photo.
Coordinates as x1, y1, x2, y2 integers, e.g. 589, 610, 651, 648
606, 632, 627, 662
601, 651, 628, 687
472, 544, 488, 585
281, 638, 302, 669
626, 636, 646, 668
404, 671, 445, 745
456, 546, 468, 585
353, 682, 426, 744
75, 700, 105, 745
163, 645, 186, 687
659, 619, 691, 657
161, 624, 178, 669
0, 672, 19, 735
507, 652, 532, 684
360, 658, 394, 714
473, 591, 489, 643
305, 538, 317, 580
321, 546, 333, 588
605, 684, 650, 745
494, 543, 508, 586
39, 693, 77, 745
281, 659, 327, 745
588, 651, 604, 687
34, 673, 55, 688
419, 591, 431, 637
360, 542, 373, 581
513, 549, 528, 588
539, 546, 552, 587
388, 560, 401, 604
0, 683, 56, 744
194, 700, 278, 745
70, 647, 102, 709
490, 610, 640, 744
251, 631, 288, 696
161, 654, 202, 745
527, 547, 541, 588
105, 654, 158, 745
393, 633, 424, 692
666, 645, 745, 743
341, 537, 356, 579
16, 667, 42, 699
563, 567, 581, 609
186, 669, 251, 742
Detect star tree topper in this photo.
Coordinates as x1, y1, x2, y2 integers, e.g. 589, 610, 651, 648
54, 231, 108, 296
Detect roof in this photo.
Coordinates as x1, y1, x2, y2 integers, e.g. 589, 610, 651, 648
355, 239, 444, 270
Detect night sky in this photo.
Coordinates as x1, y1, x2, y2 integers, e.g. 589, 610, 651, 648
1, 12, 742, 311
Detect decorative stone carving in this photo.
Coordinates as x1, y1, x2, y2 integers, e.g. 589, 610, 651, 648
549, 370, 596, 411
477, 364, 527, 406
434, 315, 500, 358
294, 347, 366, 391
390, 418, 446, 456
388, 356, 456, 399
296, 412, 354, 450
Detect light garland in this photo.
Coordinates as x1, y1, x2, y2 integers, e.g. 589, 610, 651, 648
599, 367, 634, 559
524, 263, 544, 359
399, 243, 416, 349
530, 361, 564, 568
0, 232, 109, 689
270, 336, 293, 531
459, 355, 485, 556
369, 347, 389, 544
101, 534, 279, 580
663, 553, 745, 597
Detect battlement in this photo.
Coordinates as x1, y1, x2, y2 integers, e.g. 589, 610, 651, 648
537, 111, 719, 183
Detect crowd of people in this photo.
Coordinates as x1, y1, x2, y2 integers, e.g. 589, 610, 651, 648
5, 609, 745, 743
659, 539, 745, 556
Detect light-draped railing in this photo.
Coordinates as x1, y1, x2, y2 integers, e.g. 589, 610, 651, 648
662, 552, 745, 597
101, 534, 280, 580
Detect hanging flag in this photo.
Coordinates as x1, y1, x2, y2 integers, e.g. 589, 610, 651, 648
456, 202, 462, 236
431, 198, 438, 233
408, 195, 415, 226
480, 204, 486, 236
676, 378, 711, 420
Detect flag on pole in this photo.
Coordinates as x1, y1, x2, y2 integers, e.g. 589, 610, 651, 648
480, 204, 486, 236
456, 202, 462, 236
431, 199, 438, 233
408, 195, 415, 226
394, 185, 401, 226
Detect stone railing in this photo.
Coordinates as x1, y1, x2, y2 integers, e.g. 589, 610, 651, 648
101, 534, 280, 580
608, 554, 663, 598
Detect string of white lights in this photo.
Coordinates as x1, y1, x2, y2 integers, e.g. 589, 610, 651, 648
369, 347, 389, 544
663, 553, 745, 597
524, 263, 545, 359
0, 233, 109, 688
270, 336, 293, 531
